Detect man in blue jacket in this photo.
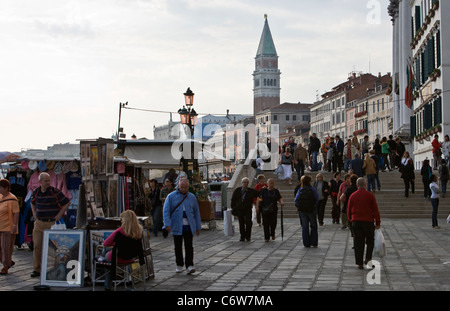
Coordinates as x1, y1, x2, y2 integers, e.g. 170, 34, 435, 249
163, 178, 202, 274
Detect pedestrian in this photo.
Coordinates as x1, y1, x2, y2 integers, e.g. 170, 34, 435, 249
373, 138, 382, 167
400, 151, 412, 173
350, 153, 364, 177
279, 147, 293, 184
370, 150, 381, 191
352, 136, 361, 154
421, 159, 432, 199
293, 143, 308, 182
363, 153, 377, 192
0, 179, 20, 275
344, 139, 357, 172
361, 135, 370, 158
347, 177, 381, 270
395, 137, 406, 167
254, 155, 264, 180
340, 174, 359, 232
387, 135, 397, 170
295, 175, 319, 247
258, 179, 284, 242
231, 177, 259, 242
327, 137, 336, 172
381, 137, 391, 171
149, 179, 162, 237
337, 174, 350, 228
442, 135, 450, 166
102, 210, 144, 290
321, 138, 330, 172
401, 158, 415, 198
438, 159, 449, 197
313, 173, 330, 226
254, 174, 268, 226
335, 135, 344, 172
309, 133, 321, 171
329, 172, 342, 224
160, 178, 175, 205
432, 134, 442, 170
30, 172, 71, 278
429, 174, 440, 229
163, 178, 202, 274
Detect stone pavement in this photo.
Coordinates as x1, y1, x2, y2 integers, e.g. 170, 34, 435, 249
1, 217, 450, 292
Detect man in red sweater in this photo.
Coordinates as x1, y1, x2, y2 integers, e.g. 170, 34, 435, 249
347, 177, 381, 269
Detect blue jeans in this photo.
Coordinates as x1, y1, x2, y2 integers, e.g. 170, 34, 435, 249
299, 211, 318, 247
431, 198, 439, 227
367, 174, 376, 192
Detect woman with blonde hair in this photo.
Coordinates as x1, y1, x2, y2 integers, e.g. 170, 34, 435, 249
102, 210, 144, 290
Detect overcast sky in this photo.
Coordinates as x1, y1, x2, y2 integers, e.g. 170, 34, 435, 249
1, 0, 392, 152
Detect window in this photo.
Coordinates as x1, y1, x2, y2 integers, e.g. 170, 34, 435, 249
286, 115, 289, 121
293, 115, 297, 121
273, 114, 277, 121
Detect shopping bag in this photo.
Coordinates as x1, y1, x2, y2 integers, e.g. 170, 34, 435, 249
51, 219, 67, 230
223, 209, 235, 236
447, 214, 450, 224
374, 228, 386, 258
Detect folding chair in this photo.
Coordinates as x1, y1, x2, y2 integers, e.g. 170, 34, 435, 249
92, 232, 147, 291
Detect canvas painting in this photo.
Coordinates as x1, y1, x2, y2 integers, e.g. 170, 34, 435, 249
41, 230, 86, 287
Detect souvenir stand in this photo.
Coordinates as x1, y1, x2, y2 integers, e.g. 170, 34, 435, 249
78, 138, 154, 285
2, 156, 82, 250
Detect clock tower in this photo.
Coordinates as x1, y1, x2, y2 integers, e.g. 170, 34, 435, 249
253, 15, 281, 115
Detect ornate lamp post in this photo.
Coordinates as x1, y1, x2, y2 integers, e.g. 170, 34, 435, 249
178, 88, 198, 182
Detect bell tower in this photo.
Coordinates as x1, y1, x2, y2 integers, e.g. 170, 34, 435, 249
253, 15, 281, 115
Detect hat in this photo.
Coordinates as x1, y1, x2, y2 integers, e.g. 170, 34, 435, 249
69, 160, 79, 172
46, 161, 56, 170
20, 160, 29, 170
54, 162, 63, 175
28, 161, 38, 170
62, 161, 71, 174
116, 162, 125, 174
38, 161, 47, 171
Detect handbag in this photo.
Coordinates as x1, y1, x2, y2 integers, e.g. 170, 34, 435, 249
162, 193, 187, 238
51, 219, 66, 230
274, 165, 284, 177
261, 203, 274, 216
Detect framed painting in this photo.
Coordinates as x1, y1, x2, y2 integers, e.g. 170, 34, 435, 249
89, 229, 114, 282
41, 230, 86, 287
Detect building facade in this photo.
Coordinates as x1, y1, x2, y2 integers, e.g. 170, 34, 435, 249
253, 15, 281, 115
408, 0, 449, 169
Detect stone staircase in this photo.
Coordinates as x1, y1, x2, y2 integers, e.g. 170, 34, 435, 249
255, 169, 450, 219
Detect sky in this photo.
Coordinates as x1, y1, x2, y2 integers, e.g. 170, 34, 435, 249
1, 0, 393, 152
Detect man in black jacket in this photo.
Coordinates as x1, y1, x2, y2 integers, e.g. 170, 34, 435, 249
309, 133, 321, 171
231, 177, 259, 241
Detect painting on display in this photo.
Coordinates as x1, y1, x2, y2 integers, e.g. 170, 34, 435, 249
40, 230, 86, 287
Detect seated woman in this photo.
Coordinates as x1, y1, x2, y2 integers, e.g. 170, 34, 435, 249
102, 210, 144, 290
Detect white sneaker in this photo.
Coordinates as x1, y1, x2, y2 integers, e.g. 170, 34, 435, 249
176, 266, 183, 273
186, 266, 196, 274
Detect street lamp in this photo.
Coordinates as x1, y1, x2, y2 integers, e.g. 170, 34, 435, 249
178, 87, 199, 182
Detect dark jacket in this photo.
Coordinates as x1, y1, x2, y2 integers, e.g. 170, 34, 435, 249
401, 163, 415, 181
313, 180, 330, 200
231, 187, 259, 213
309, 137, 321, 153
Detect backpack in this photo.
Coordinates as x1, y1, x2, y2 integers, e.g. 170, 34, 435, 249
251, 160, 257, 169
295, 187, 317, 213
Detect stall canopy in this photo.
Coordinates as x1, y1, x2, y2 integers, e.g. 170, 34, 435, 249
0, 152, 20, 163
119, 139, 205, 169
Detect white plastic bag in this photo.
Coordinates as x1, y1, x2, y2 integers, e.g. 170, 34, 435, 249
447, 214, 450, 224
223, 209, 235, 236
374, 228, 386, 258
274, 165, 284, 177
51, 219, 67, 230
